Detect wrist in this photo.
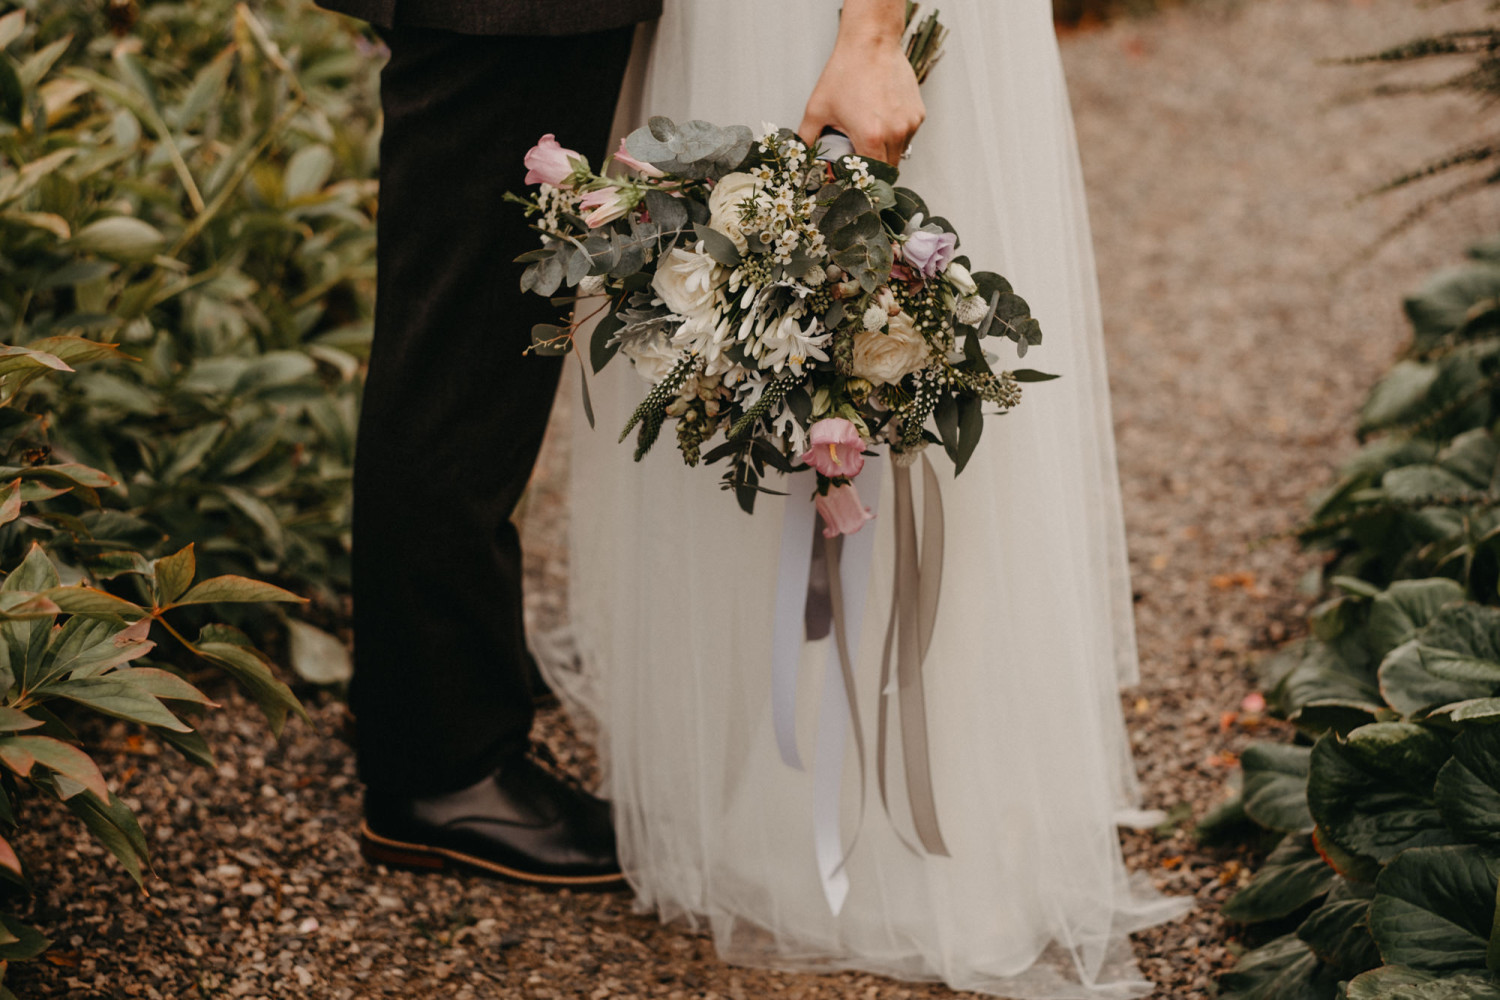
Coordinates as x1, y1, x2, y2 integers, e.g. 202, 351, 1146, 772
836, 0, 906, 50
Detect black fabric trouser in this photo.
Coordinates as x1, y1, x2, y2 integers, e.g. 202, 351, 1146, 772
352, 23, 634, 797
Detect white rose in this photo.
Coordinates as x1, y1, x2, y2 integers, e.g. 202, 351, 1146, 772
852, 311, 932, 386
707, 172, 762, 252
946, 261, 978, 297
653, 247, 723, 319
619, 330, 683, 384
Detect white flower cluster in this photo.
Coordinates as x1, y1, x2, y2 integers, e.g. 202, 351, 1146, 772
534, 183, 578, 236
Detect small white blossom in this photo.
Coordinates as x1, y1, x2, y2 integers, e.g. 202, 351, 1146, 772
862, 303, 889, 332
955, 294, 989, 326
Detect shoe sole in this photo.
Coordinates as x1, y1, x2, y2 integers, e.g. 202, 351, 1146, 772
358, 821, 628, 891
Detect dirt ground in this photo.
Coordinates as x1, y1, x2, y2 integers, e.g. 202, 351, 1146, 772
12, 0, 1500, 997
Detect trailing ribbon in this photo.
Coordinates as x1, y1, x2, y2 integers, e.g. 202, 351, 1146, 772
877, 453, 949, 858
769, 448, 948, 915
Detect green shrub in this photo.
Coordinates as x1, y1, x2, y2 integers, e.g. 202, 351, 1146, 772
1301, 239, 1500, 598
0, 0, 378, 621
1216, 576, 1500, 999
1218, 243, 1500, 997
0, 336, 307, 992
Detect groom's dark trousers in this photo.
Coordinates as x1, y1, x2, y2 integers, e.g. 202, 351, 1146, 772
316, 0, 657, 797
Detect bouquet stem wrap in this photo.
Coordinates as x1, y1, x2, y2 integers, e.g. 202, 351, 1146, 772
772, 449, 949, 915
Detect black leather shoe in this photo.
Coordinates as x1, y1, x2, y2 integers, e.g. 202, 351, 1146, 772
359, 755, 626, 890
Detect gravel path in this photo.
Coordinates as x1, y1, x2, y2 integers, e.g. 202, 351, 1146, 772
13, 1, 1500, 997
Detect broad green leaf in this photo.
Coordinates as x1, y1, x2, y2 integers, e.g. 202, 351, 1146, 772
0, 346, 71, 379
1381, 605, 1500, 717
1309, 724, 1456, 866
1218, 933, 1341, 1000
0, 148, 76, 207
1405, 262, 1500, 345
0, 916, 48, 962
0, 211, 68, 239
195, 640, 307, 736
158, 727, 215, 768
1435, 725, 1500, 847
0, 480, 20, 528
0, 11, 24, 50
0, 735, 108, 801
17, 36, 69, 90
1433, 699, 1500, 722
41, 586, 147, 619
35, 617, 151, 685
1368, 580, 1467, 661
1344, 966, 1500, 1000
1359, 360, 1440, 432
232, 351, 317, 396
1371, 845, 1500, 972
1223, 834, 1339, 923
0, 592, 61, 620
173, 575, 304, 607
1241, 742, 1315, 834
283, 144, 335, 202
160, 422, 224, 483
1271, 639, 1384, 735
0, 709, 39, 734
10, 462, 115, 489
2, 546, 58, 689
69, 217, 165, 262
218, 486, 285, 556
63, 791, 148, 888
1296, 881, 1380, 976
591, 311, 624, 374
285, 619, 351, 685
43, 678, 191, 732
112, 667, 215, 706
152, 545, 195, 607
0, 832, 20, 880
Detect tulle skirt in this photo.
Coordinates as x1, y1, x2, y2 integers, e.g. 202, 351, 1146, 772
545, 2, 1191, 995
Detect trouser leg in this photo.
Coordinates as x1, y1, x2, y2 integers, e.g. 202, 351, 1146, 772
351, 23, 634, 796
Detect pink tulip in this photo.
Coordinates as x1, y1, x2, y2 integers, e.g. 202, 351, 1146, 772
613, 138, 665, 178
799, 417, 866, 479
815, 483, 875, 538
523, 134, 583, 188
579, 186, 629, 228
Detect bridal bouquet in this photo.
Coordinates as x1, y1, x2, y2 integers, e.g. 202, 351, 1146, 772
509, 118, 1052, 533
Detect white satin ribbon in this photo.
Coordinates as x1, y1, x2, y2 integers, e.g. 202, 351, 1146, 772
769, 457, 884, 914
771, 469, 818, 771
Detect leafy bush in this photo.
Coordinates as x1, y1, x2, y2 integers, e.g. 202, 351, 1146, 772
1216, 576, 1500, 998
0, 0, 378, 619
1217, 244, 1500, 998
0, 337, 307, 991
0, 0, 376, 985
1302, 239, 1500, 598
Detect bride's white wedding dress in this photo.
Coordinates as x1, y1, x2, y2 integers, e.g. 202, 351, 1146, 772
543, 2, 1191, 996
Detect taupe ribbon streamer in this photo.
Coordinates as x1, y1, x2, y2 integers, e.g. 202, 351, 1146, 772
877, 453, 950, 856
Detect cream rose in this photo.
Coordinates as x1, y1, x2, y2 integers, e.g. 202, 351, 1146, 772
851, 311, 932, 386
653, 246, 723, 319
707, 172, 761, 252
